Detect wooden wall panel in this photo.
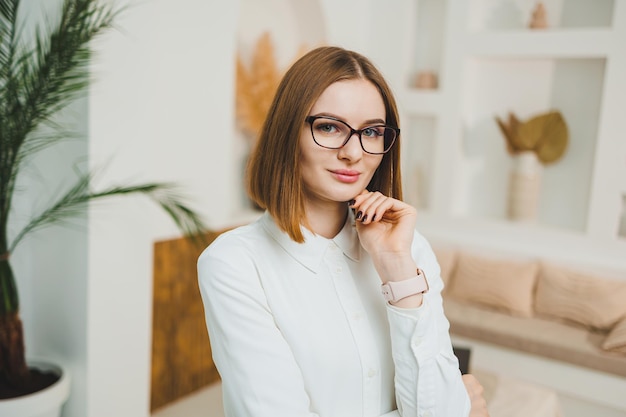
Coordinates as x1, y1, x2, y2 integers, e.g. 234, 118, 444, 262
150, 231, 226, 411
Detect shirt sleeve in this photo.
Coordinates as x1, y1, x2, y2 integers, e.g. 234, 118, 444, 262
385, 232, 471, 417
197, 235, 321, 417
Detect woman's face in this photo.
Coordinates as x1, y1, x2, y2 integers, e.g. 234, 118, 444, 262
299, 78, 386, 209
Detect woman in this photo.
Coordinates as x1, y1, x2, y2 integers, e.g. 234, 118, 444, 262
198, 46, 488, 417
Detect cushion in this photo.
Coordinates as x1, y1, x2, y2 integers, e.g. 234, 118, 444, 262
535, 263, 626, 331
432, 246, 457, 291
445, 298, 626, 377
602, 316, 626, 353
448, 252, 539, 317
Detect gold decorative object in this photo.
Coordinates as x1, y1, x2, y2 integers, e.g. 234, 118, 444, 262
495, 110, 568, 165
495, 110, 569, 222
235, 33, 310, 144
236, 32, 281, 142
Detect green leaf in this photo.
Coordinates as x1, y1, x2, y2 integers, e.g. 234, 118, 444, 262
9, 171, 208, 252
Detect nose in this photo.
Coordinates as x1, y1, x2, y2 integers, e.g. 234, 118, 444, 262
337, 132, 363, 161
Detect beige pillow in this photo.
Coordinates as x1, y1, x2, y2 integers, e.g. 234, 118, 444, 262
432, 246, 457, 290
602, 316, 626, 353
448, 252, 539, 317
535, 263, 626, 331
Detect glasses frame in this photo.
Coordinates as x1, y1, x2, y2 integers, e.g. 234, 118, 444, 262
305, 115, 399, 155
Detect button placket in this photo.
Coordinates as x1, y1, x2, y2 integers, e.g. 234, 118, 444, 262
325, 241, 382, 415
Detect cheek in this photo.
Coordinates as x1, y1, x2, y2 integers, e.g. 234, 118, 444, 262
365, 155, 384, 174
361, 156, 384, 185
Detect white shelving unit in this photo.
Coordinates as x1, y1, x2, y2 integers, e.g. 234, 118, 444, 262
364, 3, 626, 416
372, 0, 626, 265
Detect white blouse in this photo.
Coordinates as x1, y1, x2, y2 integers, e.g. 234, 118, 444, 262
197, 211, 470, 417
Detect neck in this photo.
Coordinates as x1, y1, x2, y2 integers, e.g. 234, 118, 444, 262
304, 201, 348, 239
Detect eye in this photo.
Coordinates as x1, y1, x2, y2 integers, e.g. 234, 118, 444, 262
313, 119, 344, 136
318, 123, 337, 133
362, 126, 384, 138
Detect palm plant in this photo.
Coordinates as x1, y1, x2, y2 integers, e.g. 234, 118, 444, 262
0, 0, 206, 395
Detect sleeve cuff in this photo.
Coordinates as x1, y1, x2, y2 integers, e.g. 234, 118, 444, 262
387, 298, 440, 365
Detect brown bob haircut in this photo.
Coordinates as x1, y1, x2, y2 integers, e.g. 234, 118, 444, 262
246, 46, 403, 243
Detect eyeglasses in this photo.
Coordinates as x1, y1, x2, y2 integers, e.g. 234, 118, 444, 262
305, 115, 399, 155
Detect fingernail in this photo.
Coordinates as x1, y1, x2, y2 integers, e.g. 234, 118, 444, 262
356, 211, 363, 220
362, 214, 368, 222
371, 214, 376, 221
349, 199, 356, 206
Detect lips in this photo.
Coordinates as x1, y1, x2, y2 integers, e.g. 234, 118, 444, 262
330, 169, 360, 183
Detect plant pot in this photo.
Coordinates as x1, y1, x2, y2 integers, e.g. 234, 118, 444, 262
0, 359, 71, 417
507, 151, 542, 222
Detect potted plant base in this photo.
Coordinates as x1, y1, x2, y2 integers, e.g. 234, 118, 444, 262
0, 359, 70, 417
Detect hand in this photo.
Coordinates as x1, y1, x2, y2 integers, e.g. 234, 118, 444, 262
350, 190, 417, 258
462, 374, 490, 417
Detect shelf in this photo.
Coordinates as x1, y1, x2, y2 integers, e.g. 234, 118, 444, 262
467, 0, 615, 32
457, 57, 605, 233
415, 212, 626, 271
397, 89, 444, 116
390, 0, 624, 245
464, 29, 614, 58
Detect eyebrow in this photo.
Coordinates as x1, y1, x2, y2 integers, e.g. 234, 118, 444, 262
313, 112, 386, 126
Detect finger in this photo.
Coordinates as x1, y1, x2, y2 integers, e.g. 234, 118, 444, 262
351, 191, 380, 220
354, 192, 388, 223
356, 193, 401, 224
349, 189, 370, 207
366, 198, 396, 224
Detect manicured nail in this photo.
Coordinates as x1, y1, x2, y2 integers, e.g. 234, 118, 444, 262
356, 211, 363, 220
349, 199, 356, 206
371, 214, 376, 221
362, 214, 368, 222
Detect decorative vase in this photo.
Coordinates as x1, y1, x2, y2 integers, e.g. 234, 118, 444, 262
414, 70, 438, 89
507, 151, 542, 222
0, 359, 71, 417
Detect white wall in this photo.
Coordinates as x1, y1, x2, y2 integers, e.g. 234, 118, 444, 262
85, 1, 239, 416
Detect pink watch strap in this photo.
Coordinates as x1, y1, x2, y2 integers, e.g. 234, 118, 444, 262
381, 269, 429, 302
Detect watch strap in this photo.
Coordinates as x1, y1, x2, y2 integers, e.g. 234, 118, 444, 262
381, 269, 429, 302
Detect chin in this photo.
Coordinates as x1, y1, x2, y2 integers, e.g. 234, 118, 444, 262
330, 187, 363, 203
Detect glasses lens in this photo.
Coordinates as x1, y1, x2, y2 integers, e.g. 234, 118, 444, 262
360, 126, 397, 154
310, 118, 350, 149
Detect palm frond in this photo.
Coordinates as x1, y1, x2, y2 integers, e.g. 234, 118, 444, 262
0, 0, 19, 74
0, 0, 120, 250
14, 0, 118, 142
9, 172, 208, 252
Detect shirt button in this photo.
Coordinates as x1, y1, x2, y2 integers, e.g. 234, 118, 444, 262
367, 369, 377, 378
411, 337, 422, 348
335, 267, 342, 273
423, 411, 432, 417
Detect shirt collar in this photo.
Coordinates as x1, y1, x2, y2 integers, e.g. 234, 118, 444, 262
260, 210, 361, 273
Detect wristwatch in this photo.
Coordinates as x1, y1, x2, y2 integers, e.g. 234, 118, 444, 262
381, 269, 429, 302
